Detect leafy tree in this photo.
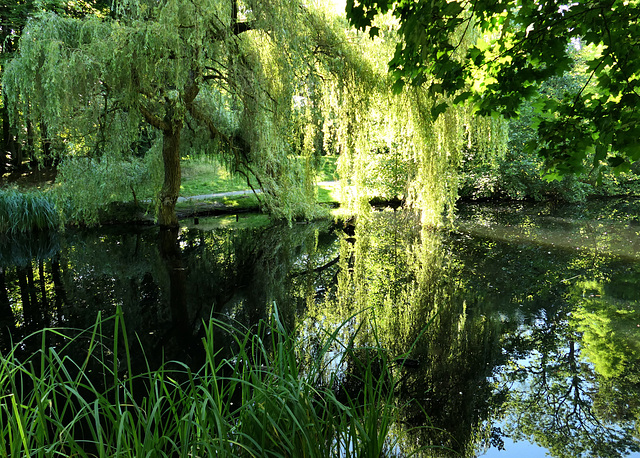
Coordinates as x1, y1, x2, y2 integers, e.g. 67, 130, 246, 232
0, 0, 107, 174
5, 0, 507, 226
346, 0, 640, 178
4, 0, 342, 225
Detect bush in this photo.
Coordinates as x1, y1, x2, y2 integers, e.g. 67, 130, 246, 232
55, 151, 162, 226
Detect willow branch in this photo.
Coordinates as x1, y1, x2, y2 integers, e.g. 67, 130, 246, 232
139, 103, 170, 131
187, 101, 231, 144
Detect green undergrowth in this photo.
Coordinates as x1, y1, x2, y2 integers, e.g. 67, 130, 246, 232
0, 307, 433, 457
0, 188, 60, 234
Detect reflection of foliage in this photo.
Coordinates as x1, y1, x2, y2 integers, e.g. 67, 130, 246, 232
3, 220, 339, 368
592, 361, 640, 445
500, 334, 639, 458
503, 342, 639, 457
0, 230, 60, 268
4, 202, 640, 457
304, 210, 505, 457
454, 202, 640, 457
564, 273, 640, 453
571, 279, 640, 379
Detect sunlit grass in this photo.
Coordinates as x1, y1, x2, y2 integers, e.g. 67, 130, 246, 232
318, 181, 341, 204
180, 155, 339, 198
180, 156, 259, 197
0, 307, 431, 457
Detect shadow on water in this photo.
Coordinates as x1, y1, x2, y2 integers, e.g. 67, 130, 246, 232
1, 200, 639, 457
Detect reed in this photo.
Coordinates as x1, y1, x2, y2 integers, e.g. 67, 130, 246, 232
0, 307, 431, 457
0, 188, 60, 235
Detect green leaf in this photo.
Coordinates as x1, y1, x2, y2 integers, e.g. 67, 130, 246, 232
452, 91, 472, 105
430, 102, 448, 120
442, 2, 464, 16
391, 78, 405, 94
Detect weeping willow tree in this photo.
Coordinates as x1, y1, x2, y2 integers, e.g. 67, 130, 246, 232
289, 5, 509, 226
4, 0, 350, 225
5, 0, 506, 226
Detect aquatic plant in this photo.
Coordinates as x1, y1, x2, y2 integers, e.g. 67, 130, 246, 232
0, 188, 60, 235
0, 307, 434, 457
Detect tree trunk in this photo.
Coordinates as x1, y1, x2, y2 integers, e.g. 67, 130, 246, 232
159, 227, 189, 333
0, 268, 14, 324
25, 118, 36, 170
40, 122, 54, 167
17, 267, 33, 324
0, 96, 10, 177
0, 267, 16, 352
38, 260, 48, 317
158, 127, 182, 227
1, 33, 13, 177
51, 256, 66, 320
26, 264, 39, 316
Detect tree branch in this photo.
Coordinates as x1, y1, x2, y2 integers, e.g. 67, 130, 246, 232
139, 103, 170, 131
187, 101, 231, 144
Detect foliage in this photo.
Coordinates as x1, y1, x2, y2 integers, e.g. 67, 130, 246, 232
55, 150, 162, 225
4, 0, 345, 225
4, 0, 509, 227
0, 188, 59, 234
305, 8, 508, 224
454, 202, 640, 457
303, 210, 503, 456
346, 0, 640, 178
459, 52, 640, 202
0, 0, 109, 172
570, 279, 640, 379
0, 306, 427, 457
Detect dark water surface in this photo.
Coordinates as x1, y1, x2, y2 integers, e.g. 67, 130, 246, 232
1, 200, 639, 457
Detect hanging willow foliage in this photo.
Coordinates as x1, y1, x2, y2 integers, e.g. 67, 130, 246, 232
308, 8, 508, 226
4, 0, 506, 226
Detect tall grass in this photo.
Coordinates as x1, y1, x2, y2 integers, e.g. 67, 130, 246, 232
0, 307, 431, 457
0, 188, 60, 235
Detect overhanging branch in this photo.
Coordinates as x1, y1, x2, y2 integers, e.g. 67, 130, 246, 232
139, 103, 170, 131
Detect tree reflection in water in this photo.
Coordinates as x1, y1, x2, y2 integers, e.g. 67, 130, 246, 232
0, 201, 639, 457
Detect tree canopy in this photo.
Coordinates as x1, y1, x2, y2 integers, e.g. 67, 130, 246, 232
6, 0, 344, 225
5, 0, 506, 227
346, 0, 640, 178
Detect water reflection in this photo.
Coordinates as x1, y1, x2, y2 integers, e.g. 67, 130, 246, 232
0, 200, 639, 457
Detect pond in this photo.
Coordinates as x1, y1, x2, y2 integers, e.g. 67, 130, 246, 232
1, 200, 639, 457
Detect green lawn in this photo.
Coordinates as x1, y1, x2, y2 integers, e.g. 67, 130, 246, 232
317, 155, 339, 182
180, 157, 258, 196
180, 155, 340, 205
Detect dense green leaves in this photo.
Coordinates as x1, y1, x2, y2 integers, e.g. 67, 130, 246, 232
346, 0, 640, 177
4, 0, 508, 226
4, 0, 349, 224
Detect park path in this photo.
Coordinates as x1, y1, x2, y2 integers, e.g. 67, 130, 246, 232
176, 181, 337, 203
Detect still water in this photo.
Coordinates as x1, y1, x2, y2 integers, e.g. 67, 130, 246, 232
1, 199, 639, 457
